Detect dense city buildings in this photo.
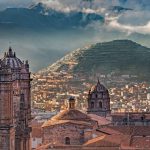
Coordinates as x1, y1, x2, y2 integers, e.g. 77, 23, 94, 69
0, 48, 32, 150
34, 81, 150, 150
32, 71, 150, 113
112, 112, 150, 125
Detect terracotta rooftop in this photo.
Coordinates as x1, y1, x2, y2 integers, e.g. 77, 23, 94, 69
36, 144, 120, 150
83, 135, 121, 147
112, 113, 150, 120
88, 114, 111, 126
42, 120, 93, 128
42, 109, 96, 128
130, 136, 150, 148
36, 135, 122, 150
31, 122, 43, 138
109, 126, 150, 136
51, 109, 92, 121
97, 127, 123, 135
32, 127, 42, 138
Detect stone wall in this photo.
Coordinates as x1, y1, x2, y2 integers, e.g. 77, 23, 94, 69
42, 123, 93, 145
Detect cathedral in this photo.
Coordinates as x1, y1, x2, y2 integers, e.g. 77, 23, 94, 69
0, 48, 32, 150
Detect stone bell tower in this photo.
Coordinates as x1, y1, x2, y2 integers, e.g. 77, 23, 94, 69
0, 59, 15, 150
87, 79, 111, 117
0, 47, 32, 150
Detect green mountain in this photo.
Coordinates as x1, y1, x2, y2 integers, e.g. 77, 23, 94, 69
41, 40, 150, 81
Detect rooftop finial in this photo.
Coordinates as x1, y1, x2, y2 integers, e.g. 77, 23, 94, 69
8, 46, 13, 57
25, 60, 29, 68
4, 52, 7, 57
97, 77, 100, 84
9, 46, 12, 52
68, 96, 75, 110
14, 52, 16, 57
6, 52, 9, 57
25, 60, 28, 64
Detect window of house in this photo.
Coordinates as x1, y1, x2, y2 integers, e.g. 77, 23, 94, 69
65, 137, 70, 145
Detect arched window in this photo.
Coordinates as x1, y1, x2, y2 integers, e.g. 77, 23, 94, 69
95, 94, 98, 98
91, 102, 94, 108
65, 137, 70, 145
99, 101, 102, 108
141, 115, 145, 121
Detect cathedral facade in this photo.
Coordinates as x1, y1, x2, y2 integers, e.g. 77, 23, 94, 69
0, 48, 32, 150
87, 80, 111, 117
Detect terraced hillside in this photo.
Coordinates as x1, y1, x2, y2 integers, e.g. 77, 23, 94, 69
40, 40, 150, 81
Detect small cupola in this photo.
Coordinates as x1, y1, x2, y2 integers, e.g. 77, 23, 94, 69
68, 96, 75, 110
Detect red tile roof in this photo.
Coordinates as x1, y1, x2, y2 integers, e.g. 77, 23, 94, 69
88, 114, 111, 126
130, 136, 150, 148
42, 120, 93, 128
42, 109, 96, 127
109, 126, 150, 136
32, 127, 42, 138
84, 135, 121, 147
51, 109, 92, 121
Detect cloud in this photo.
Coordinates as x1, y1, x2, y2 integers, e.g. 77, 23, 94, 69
36, 0, 150, 10
107, 19, 150, 35
118, 11, 150, 26
105, 7, 150, 35
0, 0, 33, 9
0, 0, 150, 10
37, 0, 78, 12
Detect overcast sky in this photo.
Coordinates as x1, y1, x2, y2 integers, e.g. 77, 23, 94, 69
0, 0, 150, 10
0, 0, 32, 9
0, 0, 150, 35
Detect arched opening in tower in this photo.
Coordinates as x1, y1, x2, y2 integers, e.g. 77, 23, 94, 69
91, 102, 94, 108
65, 137, 70, 145
99, 101, 102, 109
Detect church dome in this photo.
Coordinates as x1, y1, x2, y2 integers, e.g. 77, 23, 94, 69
51, 109, 91, 121
90, 80, 107, 93
51, 96, 91, 121
42, 97, 95, 128
1, 47, 23, 69
42, 109, 95, 128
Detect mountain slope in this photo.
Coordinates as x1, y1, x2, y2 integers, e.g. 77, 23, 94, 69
0, 2, 134, 30
0, 3, 104, 30
41, 40, 150, 81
